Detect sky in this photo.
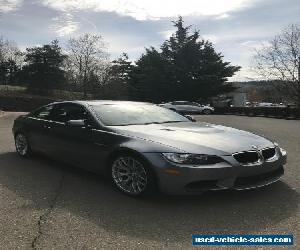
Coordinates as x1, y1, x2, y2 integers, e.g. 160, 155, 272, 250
0, 0, 299, 81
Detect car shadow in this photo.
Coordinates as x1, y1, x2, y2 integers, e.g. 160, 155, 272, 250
0, 151, 298, 243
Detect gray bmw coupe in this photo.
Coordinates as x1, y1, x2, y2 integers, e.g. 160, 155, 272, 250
13, 101, 287, 196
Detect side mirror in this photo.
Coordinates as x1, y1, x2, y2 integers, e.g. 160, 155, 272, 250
67, 119, 85, 127
184, 115, 196, 122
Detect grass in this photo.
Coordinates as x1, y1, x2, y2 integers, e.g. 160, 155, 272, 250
0, 84, 90, 100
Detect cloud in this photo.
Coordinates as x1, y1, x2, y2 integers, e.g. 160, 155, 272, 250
159, 30, 175, 39
1, 0, 299, 81
50, 13, 78, 36
201, 34, 219, 44
41, 0, 255, 20
0, 0, 22, 13
215, 13, 230, 20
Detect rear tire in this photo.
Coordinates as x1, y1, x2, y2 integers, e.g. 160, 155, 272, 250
15, 133, 32, 157
110, 154, 157, 197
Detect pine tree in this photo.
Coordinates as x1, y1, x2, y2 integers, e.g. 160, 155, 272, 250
21, 40, 66, 94
129, 17, 240, 102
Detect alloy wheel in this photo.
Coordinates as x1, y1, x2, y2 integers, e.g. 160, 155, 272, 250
112, 156, 148, 195
203, 109, 211, 115
15, 134, 28, 156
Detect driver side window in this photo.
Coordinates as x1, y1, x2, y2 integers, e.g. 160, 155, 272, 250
50, 104, 87, 123
172, 101, 184, 105
31, 105, 53, 120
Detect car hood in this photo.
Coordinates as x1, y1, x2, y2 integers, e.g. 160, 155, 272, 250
111, 122, 274, 155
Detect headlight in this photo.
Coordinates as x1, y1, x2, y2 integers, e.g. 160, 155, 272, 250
162, 153, 223, 165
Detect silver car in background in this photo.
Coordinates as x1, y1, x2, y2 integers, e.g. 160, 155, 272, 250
159, 101, 214, 114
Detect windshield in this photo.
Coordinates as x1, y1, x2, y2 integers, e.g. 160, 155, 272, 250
90, 103, 189, 126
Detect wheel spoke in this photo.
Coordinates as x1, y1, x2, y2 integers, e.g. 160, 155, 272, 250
131, 182, 137, 193
119, 158, 128, 168
138, 176, 147, 183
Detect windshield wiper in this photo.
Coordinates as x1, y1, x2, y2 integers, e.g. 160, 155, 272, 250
111, 121, 185, 126
138, 122, 161, 125
158, 120, 185, 124
138, 121, 186, 125
111, 122, 159, 126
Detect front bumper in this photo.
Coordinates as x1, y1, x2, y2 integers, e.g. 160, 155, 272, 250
143, 150, 287, 195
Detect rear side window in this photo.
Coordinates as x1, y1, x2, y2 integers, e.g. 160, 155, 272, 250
31, 105, 53, 120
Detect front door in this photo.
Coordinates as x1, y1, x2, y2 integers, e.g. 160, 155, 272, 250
27, 104, 55, 153
48, 103, 107, 171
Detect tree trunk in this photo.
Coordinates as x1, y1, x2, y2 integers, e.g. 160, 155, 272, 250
83, 71, 87, 99
298, 57, 300, 107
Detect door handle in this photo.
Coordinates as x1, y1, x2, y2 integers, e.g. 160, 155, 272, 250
43, 125, 51, 129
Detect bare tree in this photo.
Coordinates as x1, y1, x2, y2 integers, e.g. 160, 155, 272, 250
254, 24, 300, 106
67, 33, 109, 98
0, 35, 23, 85
0, 36, 23, 64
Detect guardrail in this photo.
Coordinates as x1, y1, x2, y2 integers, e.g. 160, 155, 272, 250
214, 107, 300, 119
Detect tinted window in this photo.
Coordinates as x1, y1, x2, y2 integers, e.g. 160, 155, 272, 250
31, 105, 53, 120
51, 104, 87, 123
90, 103, 189, 126
173, 101, 199, 106
172, 101, 184, 105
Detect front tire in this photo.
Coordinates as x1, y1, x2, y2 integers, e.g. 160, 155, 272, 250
203, 109, 212, 115
111, 154, 157, 197
15, 133, 32, 157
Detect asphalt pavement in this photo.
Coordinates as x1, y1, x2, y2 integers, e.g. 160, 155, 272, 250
0, 112, 298, 249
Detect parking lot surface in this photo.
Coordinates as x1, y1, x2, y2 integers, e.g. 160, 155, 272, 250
0, 112, 299, 249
